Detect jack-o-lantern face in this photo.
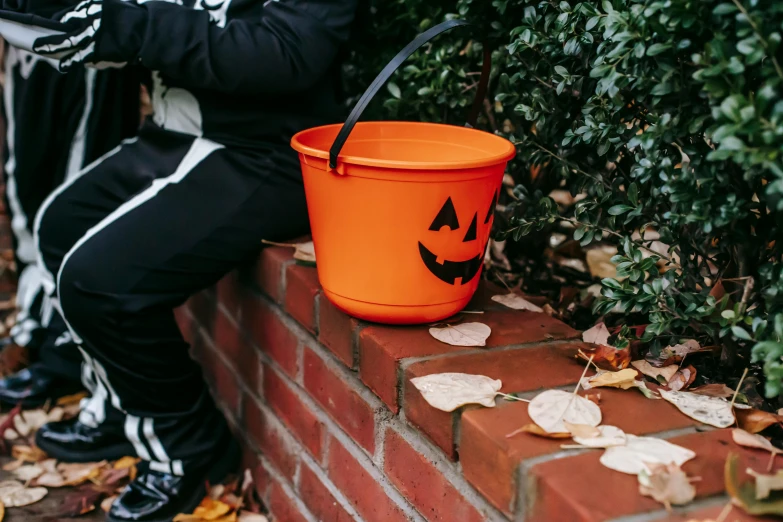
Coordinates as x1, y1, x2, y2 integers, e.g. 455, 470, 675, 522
418, 192, 498, 285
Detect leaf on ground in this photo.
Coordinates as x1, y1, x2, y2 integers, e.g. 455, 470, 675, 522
563, 421, 600, 439
174, 497, 234, 521
690, 383, 734, 398
667, 365, 697, 391
584, 368, 639, 390
101, 495, 117, 512
600, 434, 696, 474
638, 463, 696, 508
56, 392, 88, 407
11, 445, 47, 463
632, 360, 679, 384
96, 466, 130, 487
0, 480, 47, 507
660, 389, 735, 428
669, 340, 710, 357
571, 425, 627, 448
586, 246, 618, 279
583, 322, 611, 345
56, 485, 106, 517
12, 464, 44, 482
634, 380, 661, 399
732, 429, 782, 455
726, 452, 783, 516
410, 373, 502, 412
428, 323, 491, 347
1, 461, 22, 472
528, 389, 602, 434
237, 513, 269, 522
736, 408, 783, 434
578, 344, 631, 371
491, 293, 543, 312
506, 423, 571, 439
34, 459, 63, 488
57, 461, 107, 487
0, 501, 4, 522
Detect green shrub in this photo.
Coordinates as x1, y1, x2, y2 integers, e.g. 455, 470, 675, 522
348, 0, 783, 397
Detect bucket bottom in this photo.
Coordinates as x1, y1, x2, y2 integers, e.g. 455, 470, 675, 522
324, 289, 471, 325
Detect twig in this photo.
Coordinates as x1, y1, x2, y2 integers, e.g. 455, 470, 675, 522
730, 0, 783, 81
573, 355, 595, 396
578, 349, 601, 372
498, 393, 531, 403
730, 367, 749, 416
767, 450, 778, 472
261, 239, 297, 249
714, 501, 733, 522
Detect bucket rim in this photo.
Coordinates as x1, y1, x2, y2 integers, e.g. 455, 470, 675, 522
291, 121, 516, 171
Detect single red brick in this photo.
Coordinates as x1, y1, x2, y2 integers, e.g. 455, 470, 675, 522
528, 429, 778, 522
242, 296, 299, 378
244, 396, 299, 482
360, 311, 578, 412
268, 481, 310, 522
285, 264, 320, 333
327, 436, 409, 522
299, 463, 354, 522
303, 347, 376, 453
317, 296, 358, 367
263, 365, 324, 458
216, 271, 243, 321
213, 308, 260, 394
461, 387, 701, 515
384, 429, 484, 522
404, 342, 587, 458
256, 247, 293, 303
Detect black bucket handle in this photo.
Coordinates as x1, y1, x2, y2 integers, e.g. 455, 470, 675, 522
329, 19, 491, 170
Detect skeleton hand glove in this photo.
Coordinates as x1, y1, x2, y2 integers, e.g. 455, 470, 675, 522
32, 0, 105, 71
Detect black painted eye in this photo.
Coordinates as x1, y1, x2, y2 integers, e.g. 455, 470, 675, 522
429, 197, 460, 231
462, 213, 477, 242
484, 191, 499, 224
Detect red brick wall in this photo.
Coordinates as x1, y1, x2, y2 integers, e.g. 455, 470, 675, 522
181, 246, 776, 522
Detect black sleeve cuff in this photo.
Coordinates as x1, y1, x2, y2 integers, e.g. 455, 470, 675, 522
96, 0, 148, 64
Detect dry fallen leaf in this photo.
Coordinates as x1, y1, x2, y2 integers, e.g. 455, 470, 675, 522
410, 373, 502, 412
578, 344, 631, 371
101, 495, 117, 513
690, 383, 734, 398
528, 389, 602, 434
491, 293, 543, 312
584, 369, 639, 390
632, 360, 679, 384
56, 392, 89, 407
293, 242, 315, 264
660, 389, 735, 428
58, 461, 106, 487
4, 408, 63, 440
586, 246, 618, 279
748, 468, 783, 500
563, 421, 600, 439
0, 501, 4, 522
507, 423, 571, 439
732, 429, 782, 458
12, 464, 44, 482
33, 460, 63, 488
667, 365, 697, 391
600, 435, 696, 474
736, 408, 783, 434
237, 513, 269, 522
583, 322, 611, 346
571, 425, 627, 448
638, 463, 697, 509
634, 380, 661, 399
56, 485, 107, 517
429, 322, 491, 347
0, 480, 47, 507
726, 452, 783, 516
11, 445, 47, 463
174, 497, 233, 521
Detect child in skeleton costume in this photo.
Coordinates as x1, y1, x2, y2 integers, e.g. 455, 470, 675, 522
0, 41, 140, 407
0, 0, 359, 519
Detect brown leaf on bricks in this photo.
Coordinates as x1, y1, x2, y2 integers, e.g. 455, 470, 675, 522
578, 344, 631, 371
736, 408, 783, 434
690, 383, 734, 398
506, 423, 571, 439
638, 463, 696, 510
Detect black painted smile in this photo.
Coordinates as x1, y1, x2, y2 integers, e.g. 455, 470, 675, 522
418, 241, 484, 286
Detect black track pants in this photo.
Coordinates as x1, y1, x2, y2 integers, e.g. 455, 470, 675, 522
2, 45, 139, 380
37, 122, 309, 473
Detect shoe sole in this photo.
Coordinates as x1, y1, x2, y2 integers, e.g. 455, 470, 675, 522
105, 439, 241, 522
34, 432, 135, 463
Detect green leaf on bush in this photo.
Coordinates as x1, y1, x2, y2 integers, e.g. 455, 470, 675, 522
732, 327, 753, 341
608, 205, 634, 215
647, 43, 671, 56
387, 82, 401, 99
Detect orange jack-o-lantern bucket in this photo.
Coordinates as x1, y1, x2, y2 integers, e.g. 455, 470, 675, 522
291, 20, 515, 325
